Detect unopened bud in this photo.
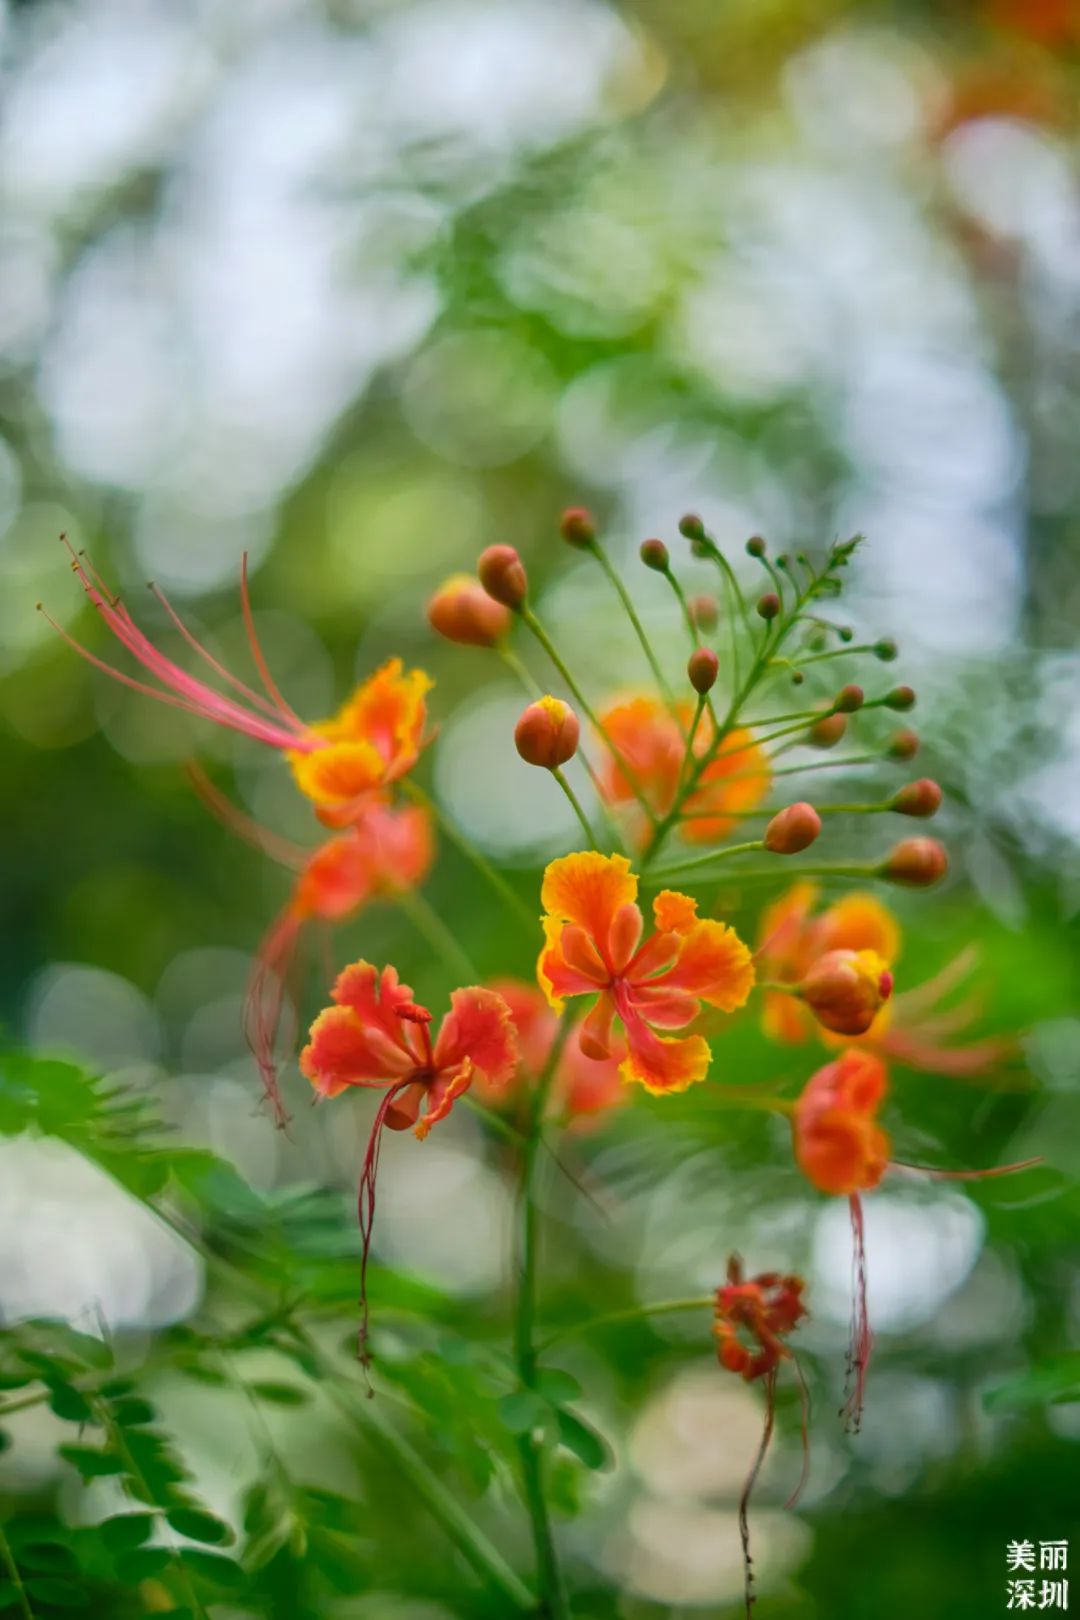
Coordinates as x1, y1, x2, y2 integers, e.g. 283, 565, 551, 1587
891, 778, 942, 818
678, 513, 705, 541
757, 592, 780, 620
427, 575, 510, 647
798, 949, 893, 1036
884, 684, 916, 711
834, 684, 864, 713
874, 638, 898, 662
838, 626, 854, 643
688, 593, 719, 630
881, 836, 948, 887
478, 545, 528, 609
640, 538, 669, 572
688, 647, 719, 694
764, 802, 822, 855
808, 709, 847, 749
791, 670, 805, 686
887, 728, 919, 760
746, 535, 767, 558
514, 696, 580, 769
559, 507, 596, 548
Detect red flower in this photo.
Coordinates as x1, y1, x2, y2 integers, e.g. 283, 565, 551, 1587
714, 1256, 806, 1382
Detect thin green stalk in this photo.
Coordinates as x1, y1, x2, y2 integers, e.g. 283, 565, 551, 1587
519, 606, 656, 824
648, 839, 765, 883
395, 886, 479, 983
537, 1296, 714, 1354
550, 766, 599, 849
401, 779, 535, 930
514, 1012, 574, 1619
497, 645, 627, 852
792, 644, 879, 666
0, 1527, 34, 1620
289, 1325, 535, 1611
770, 754, 882, 777
679, 860, 885, 886
588, 540, 675, 706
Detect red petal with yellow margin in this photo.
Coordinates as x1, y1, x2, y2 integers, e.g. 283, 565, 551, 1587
433, 986, 518, 1090
619, 1012, 712, 1095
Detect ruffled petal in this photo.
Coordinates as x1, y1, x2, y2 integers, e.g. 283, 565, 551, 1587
324, 659, 432, 772
653, 916, 756, 1012
288, 738, 390, 811
619, 1012, 712, 1095
330, 961, 421, 1065
794, 1107, 891, 1196
291, 834, 379, 922
415, 1060, 474, 1139
540, 851, 638, 953
299, 1005, 412, 1096
813, 892, 901, 964
652, 889, 699, 935
433, 986, 518, 1090
538, 916, 604, 1011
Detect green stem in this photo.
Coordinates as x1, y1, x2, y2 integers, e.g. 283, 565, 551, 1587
401, 779, 535, 930
514, 1013, 574, 1619
550, 766, 598, 849
395, 886, 479, 983
537, 1296, 714, 1354
648, 840, 765, 882
519, 607, 656, 824
289, 1325, 535, 1611
588, 540, 675, 706
0, 1526, 34, 1620
770, 754, 882, 777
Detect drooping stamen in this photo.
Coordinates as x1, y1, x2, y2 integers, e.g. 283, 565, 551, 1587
357, 1079, 415, 1376
785, 1352, 812, 1510
244, 910, 303, 1129
842, 1192, 872, 1434
889, 1156, 1042, 1182
149, 581, 286, 722
184, 762, 307, 869
739, 1366, 777, 1620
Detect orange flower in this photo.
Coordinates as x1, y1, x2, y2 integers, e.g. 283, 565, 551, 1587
797, 948, 894, 1037
248, 800, 434, 1126
300, 962, 516, 1359
478, 979, 625, 1123
597, 695, 770, 846
714, 1256, 806, 1382
757, 882, 900, 1044
48, 546, 431, 820
793, 1049, 891, 1197
301, 963, 517, 1137
537, 852, 754, 1094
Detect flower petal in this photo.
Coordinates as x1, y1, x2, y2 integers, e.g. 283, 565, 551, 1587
300, 1005, 410, 1095
540, 851, 638, 952
416, 1061, 473, 1139
324, 658, 432, 772
330, 961, 421, 1064
813, 892, 901, 964
433, 986, 518, 1090
597, 696, 683, 815
619, 1010, 711, 1094
289, 738, 390, 810
652, 889, 699, 934
654, 917, 756, 1012
682, 727, 771, 844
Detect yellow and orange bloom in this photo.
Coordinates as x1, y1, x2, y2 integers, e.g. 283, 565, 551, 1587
49, 547, 431, 821
797, 948, 894, 1037
597, 694, 770, 846
537, 851, 754, 1094
793, 1049, 891, 1198
757, 881, 900, 1045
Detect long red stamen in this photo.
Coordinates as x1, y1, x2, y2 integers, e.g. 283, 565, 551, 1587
357, 1080, 414, 1377
240, 551, 306, 730
148, 581, 286, 722
890, 1155, 1042, 1182
842, 1193, 872, 1434
244, 910, 303, 1129
739, 1366, 777, 1620
184, 762, 306, 870
785, 1352, 812, 1510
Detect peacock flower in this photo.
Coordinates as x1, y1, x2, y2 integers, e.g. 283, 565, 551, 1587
537, 851, 754, 1094
597, 695, 770, 846
796, 948, 894, 1037
757, 882, 900, 1045
47, 545, 431, 820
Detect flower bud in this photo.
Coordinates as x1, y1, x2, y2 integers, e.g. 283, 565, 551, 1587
798, 948, 893, 1036
881, 836, 948, 887
478, 544, 528, 609
838, 626, 854, 643
834, 683, 864, 713
514, 696, 580, 769
808, 709, 847, 749
884, 684, 916, 711
688, 593, 719, 630
427, 574, 510, 647
746, 535, 766, 558
678, 513, 705, 541
888, 729, 919, 762
640, 538, 669, 572
559, 506, 596, 548
687, 646, 719, 694
757, 592, 780, 620
764, 802, 822, 855
890, 778, 942, 818
874, 638, 898, 661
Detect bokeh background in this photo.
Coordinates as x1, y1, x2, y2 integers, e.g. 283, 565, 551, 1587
2, 1, 1080, 1616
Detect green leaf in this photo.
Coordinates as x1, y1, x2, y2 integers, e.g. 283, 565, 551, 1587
47, 1384, 94, 1424
17, 1542, 78, 1574
555, 1409, 613, 1471
115, 1547, 172, 1584
984, 1356, 1080, 1412
24, 1577, 89, 1607
109, 1397, 156, 1427
59, 1444, 126, 1479
248, 1381, 309, 1407
166, 1509, 236, 1547
497, 1390, 549, 1435
100, 1513, 157, 1552
536, 1368, 583, 1407
179, 1550, 244, 1589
